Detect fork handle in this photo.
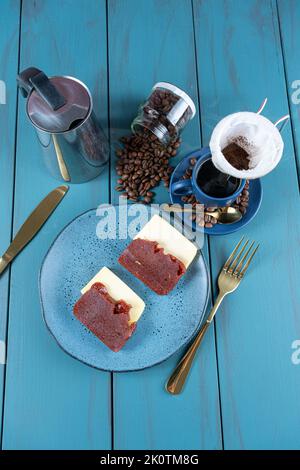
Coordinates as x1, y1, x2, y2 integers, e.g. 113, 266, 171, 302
166, 292, 225, 395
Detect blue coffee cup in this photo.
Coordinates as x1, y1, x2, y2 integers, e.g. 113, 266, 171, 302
171, 147, 246, 207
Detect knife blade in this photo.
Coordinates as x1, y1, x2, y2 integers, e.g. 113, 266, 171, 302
0, 185, 69, 276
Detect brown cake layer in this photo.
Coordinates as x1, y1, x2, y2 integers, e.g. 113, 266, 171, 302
73, 282, 135, 352
118, 238, 186, 295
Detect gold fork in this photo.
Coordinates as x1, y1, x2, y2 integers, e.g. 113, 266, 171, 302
166, 237, 259, 395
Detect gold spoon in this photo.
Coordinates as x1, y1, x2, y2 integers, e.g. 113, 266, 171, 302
161, 204, 243, 225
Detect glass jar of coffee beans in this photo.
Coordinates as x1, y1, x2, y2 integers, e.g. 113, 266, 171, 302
132, 82, 196, 145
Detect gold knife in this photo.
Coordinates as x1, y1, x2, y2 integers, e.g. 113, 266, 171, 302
0, 185, 69, 276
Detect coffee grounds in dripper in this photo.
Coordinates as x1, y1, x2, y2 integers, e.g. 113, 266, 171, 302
222, 138, 250, 170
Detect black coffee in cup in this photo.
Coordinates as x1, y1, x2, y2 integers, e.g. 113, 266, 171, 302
196, 158, 240, 198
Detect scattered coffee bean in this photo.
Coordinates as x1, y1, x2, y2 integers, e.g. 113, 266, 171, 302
240, 201, 248, 207
115, 129, 181, 203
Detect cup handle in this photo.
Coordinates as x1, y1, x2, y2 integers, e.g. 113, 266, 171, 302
171, 179, 193, 196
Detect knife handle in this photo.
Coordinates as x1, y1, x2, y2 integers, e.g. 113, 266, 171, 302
0, 254, 10, 276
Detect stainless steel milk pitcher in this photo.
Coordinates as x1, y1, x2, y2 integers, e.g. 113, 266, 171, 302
17, 67, 109, 183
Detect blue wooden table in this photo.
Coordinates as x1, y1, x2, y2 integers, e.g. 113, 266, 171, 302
0, 0, 300, 450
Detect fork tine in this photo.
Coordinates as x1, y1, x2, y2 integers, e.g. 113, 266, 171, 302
238, 244, 259, 278
227, 239, 249, 273
233, 241, 255, 276
223, 237, 244, 271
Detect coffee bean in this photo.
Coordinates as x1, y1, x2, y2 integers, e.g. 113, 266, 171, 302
115, 129, 181, 202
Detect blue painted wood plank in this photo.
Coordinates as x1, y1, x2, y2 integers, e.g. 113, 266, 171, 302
277, 0, 300, 174
2, 0, 111, 449
108, 0, 222, 450
194, 0, 300, 449
0, 0, 21, 445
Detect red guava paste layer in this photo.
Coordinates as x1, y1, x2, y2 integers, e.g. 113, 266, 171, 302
73, 282, 135, 352
118, 238, 186, 295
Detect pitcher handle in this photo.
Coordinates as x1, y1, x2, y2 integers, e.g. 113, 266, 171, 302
17, 67, 66, 111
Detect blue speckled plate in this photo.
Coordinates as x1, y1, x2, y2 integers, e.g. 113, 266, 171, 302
170, 147, 263, 236
39, 206, 210, 372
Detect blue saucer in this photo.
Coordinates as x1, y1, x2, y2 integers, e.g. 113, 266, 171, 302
39, 205, 210, 372
169, 147, 263, 236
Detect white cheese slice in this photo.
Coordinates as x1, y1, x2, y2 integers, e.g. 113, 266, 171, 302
134, 214, 197, 268
81, 267, 145, 324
